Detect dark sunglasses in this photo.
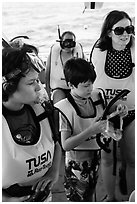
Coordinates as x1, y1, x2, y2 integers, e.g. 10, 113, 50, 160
112, 25, 134, 35
62, 39, 76, 49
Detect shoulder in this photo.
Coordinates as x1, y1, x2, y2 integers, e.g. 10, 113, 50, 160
55, 98, 70, 109
74, 42, 84, 55
92, 88, 104, 98
92, 88, 107, 108
92, 47, 107, 58
50, 43, 61, 54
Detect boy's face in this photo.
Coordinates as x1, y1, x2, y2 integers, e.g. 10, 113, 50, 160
12, 69, 41, 105
71, 80, 93, 99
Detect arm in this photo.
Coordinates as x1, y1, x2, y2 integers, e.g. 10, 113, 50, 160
2, 189, 30, 202
50, 141, 62, 179
92, 47, 106, 79
60, 115, 107, 151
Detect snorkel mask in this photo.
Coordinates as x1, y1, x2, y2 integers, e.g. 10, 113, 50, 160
61, 39, 76, 49
2, 52, 45, 83
56, 25, 76, 49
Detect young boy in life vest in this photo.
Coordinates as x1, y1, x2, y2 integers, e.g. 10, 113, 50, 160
55, 58, 108, 201
2, 46, 62, 202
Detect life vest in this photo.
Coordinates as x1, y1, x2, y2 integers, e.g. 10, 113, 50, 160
49, 43, 84, 90
2, 103, 55, 189
91, 41, 135, 110
55, 89, 106, 152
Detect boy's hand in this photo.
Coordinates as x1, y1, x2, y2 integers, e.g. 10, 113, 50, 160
116, 104, 128, 117
92, 117, 107, 135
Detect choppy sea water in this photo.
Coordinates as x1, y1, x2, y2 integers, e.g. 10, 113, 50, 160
2, 2, 135, 61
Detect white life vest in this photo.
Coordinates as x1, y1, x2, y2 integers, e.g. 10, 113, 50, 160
2, 103, 55, 189
55, 89, 104, 152
92, 44, 135, 110
50, 43, 84, 90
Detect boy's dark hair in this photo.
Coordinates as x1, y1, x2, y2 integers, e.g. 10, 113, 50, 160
2, 45, 38, 102
64, 58, 96, 87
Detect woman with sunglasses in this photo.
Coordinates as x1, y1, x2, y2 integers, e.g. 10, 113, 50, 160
2, 45, 62, 202
45, 31, 85, 104
90, 10, 135, 201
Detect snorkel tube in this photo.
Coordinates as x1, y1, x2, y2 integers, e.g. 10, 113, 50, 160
57, 25, 62, 40
96, 89, 130, 153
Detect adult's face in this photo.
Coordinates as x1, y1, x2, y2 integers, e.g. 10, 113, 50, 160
62, 33, 76, 53
109, 18, 132, 50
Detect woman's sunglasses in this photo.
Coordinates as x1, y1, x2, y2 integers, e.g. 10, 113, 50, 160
112, 25, 134, 35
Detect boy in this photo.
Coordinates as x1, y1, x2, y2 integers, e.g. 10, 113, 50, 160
55, 58, 107, 201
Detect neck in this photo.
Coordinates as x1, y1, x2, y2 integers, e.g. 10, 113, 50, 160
112, 42, 126, 51
3, 100, 24, 111
71, 91, 88, 100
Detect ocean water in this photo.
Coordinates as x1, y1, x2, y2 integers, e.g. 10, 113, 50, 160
2, 2, 135, 61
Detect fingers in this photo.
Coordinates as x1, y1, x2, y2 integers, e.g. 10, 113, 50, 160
117, 104, 128, 117
18, 195, 30, 202
41, 182, 51, 192
32, 179, 51, 193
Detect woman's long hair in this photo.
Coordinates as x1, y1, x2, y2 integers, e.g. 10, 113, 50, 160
96, 10, 133, 51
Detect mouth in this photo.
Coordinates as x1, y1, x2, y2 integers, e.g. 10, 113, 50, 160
120, 38, 129, 41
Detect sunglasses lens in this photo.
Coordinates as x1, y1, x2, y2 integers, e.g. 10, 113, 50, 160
62, 40, 76, 48
126, 25, 134, 34
114, 27, 124, 35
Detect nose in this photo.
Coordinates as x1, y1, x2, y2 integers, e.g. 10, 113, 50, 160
88, 84, 93, 92
36, 82, 41, 91
123, 30, 128, 35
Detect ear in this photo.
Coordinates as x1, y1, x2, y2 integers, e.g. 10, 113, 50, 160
68, 82, 75, 89
107, 30, 112, 38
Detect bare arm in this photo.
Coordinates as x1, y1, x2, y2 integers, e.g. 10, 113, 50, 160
61, 118, 107, 151
2, 189, 30, 202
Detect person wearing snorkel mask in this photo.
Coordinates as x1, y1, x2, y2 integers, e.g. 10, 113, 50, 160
45, 29, 85, 104
2, 46, 62, 202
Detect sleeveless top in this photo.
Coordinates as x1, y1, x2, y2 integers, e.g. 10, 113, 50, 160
2, 103, 55, 188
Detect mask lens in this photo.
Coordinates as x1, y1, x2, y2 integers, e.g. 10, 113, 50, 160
62, 39, 76, 48
27, 53, 45, 73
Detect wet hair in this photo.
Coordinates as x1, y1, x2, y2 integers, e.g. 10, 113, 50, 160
61, 31, 76, 41
64, 58, 96, 88
60, 31, 76, 49
96, 10, 133, 51
2, 45, 37, 101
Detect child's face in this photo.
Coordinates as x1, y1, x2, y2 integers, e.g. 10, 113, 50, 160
12, 69, 41, 105
71, 80, 93, 98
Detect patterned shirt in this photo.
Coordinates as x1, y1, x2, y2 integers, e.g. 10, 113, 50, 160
105, 47, 132, 79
